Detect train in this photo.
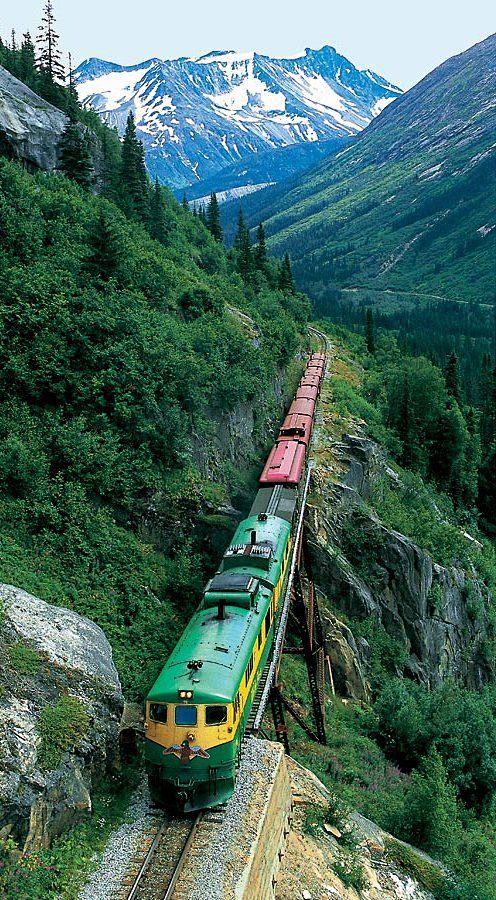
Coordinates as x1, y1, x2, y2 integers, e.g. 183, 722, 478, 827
144, 351, 326, 811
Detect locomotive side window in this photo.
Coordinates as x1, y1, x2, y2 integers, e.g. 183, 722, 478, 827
149, 703, 168, 723
175, 705, 197, 726
206, 706, 228, 725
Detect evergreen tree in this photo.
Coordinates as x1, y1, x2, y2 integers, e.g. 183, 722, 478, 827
182, 192, 189, 211
233, 207, 252, 278
58, 121, 93, 188
206, 192, 222, 242
37, 1, 64, 82
234, 207, 247, 252
365, 307, 375, 354
444, 351, 461, 403
120, 112, 149, 220
65, 51, 80, 117
463, 406, 481, 507
85, 209, 123, 282
19, 32, 36, 82
149, 179, 169, 244
254, 221, 267, 270
198, 204, 206, 225
278, 253, 294, 292
398, 372, 413, 468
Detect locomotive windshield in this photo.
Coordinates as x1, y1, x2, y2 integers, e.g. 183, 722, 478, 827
175, 705, 197, 726
149, 703, 168, 723
206, 706, 228, 725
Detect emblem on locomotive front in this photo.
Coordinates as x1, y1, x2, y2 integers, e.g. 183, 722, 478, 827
163, 740, 210, 764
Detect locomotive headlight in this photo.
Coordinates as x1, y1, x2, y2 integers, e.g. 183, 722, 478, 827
178, 690, 194, 700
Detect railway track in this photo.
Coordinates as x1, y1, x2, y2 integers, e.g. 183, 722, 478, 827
124, 812, 203, 900
248, 326, 330, 736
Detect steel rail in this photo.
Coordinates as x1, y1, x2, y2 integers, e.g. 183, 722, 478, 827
125, 812, 203, 900
251, 463, 312, 733
162, 812, 203, 900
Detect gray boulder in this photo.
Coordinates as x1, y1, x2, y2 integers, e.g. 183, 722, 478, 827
0, 65, 68, 171
0, 584, 123, 850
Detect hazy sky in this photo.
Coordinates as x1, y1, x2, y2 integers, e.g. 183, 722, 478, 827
5, 0, 495, 88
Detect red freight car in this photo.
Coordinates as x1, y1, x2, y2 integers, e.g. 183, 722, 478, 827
296, 384, 319, 402
259, 439, 306, 486
287, 396, 316, 418
300, 374, 321, 389
279, 411, 313, 447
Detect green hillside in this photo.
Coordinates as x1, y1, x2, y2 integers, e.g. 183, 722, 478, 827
255, 34, 495, 309
0, 158, 308, 699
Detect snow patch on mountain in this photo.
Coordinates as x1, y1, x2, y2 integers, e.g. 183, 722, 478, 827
75, 45, 402, 189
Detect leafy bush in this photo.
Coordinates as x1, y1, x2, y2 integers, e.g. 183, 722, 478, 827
8, 642, 40, 676
36, 696, 90, 770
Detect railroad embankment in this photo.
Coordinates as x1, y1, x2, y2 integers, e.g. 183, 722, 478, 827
173, 738, 291, 900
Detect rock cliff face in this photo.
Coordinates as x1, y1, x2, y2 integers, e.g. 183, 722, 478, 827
0, 584, 123, 851
0, 65, 104, 181
0, 66, 68, 171
308, 432, 492, 693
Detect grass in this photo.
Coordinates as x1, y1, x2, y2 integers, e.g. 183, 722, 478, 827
37, 695, 90, 771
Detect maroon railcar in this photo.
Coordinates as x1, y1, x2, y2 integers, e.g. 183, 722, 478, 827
259, 351, 326, 487
278, 411, 313, 447
259, 439, 306, 486
296, 384, 319, 402
300, 374, 321, 389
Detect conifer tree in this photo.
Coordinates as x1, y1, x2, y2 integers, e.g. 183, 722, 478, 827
149, 179, 169, 244
37, 1, 64, 82
398, 373, 413, 468
86, 209, 122, 282
278, 253, 294, 292
444, 351, 461, 403
182, 192, 189, 211
233, 207, 252, 278
120, 112, 149, 220
65, 51, 80, 115
58, 121, 92, 188
19, 32, 36, 82
254, 221, 267, 270
206, 192, 222, 242
365, 308, 375, 354
234, 207, 247, 252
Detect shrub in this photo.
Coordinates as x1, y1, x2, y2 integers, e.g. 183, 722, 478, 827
37, 695, 90, 770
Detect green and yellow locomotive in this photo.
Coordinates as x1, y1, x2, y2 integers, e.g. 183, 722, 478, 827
145, 514, 292, 810
144, 352, 325, 811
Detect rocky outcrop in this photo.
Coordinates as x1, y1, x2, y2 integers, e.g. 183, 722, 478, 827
0, 584, 124, 851
0, 65, 104, 181
280, 756, 444, 899
321, 606, 371, 702
0, 65, 68, 171
308, 433, 492, 691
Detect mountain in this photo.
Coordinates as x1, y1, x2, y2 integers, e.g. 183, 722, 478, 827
74, 46, 401, 192
235, 35, 496, 307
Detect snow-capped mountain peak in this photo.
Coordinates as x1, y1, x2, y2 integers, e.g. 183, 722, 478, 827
75, 44, 402, 191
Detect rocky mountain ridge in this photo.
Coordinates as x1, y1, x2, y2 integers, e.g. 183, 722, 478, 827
74, 45, 401, 191
229, 34, 496, 304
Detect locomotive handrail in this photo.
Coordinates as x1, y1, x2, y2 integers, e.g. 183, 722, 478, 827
251, 326, 329, 735
251, 463, 313, 733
